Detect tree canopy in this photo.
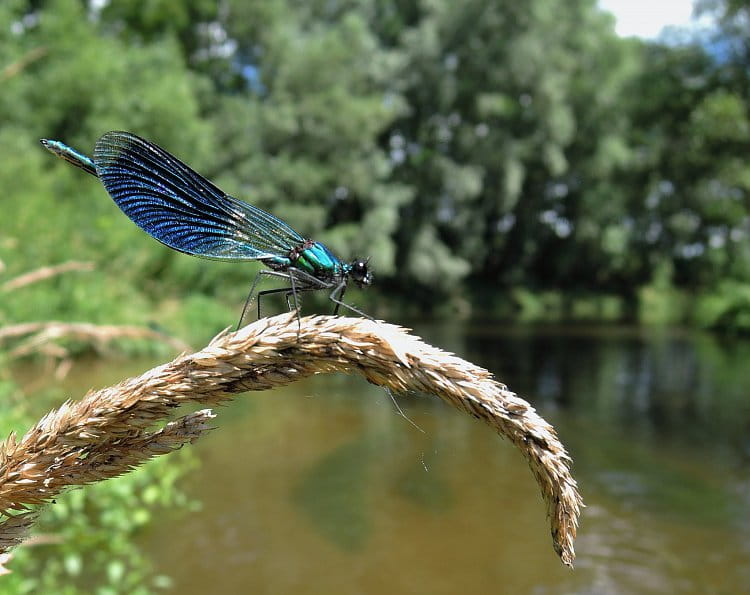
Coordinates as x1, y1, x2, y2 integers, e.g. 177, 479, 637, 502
3, 0, 750, 328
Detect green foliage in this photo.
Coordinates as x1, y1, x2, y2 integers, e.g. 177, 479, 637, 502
3, 0, 750, 330
0, 366, 198, 593
694, 280, 750, 333
501, 288, 625, 322
5, 452, 196, 594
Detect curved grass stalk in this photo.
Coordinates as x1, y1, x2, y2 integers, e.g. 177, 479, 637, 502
0, 313, 582, 566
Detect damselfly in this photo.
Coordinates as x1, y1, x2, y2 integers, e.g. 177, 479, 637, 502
41, 131, 373, 325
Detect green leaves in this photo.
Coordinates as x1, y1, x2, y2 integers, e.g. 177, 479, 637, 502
4, 0, 750, 323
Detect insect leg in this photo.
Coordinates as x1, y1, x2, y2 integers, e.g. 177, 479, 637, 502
332, 284, 347, 315
284, 268, 331, 288
285, 271, 322, 333
257, 286, 298, 316
286, 271, 302, 331
238, 270, 265, 329
237, 270, 295, 329
328, 283, 373, 320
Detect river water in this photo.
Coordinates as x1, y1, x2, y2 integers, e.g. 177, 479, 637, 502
14, 321, 750, 593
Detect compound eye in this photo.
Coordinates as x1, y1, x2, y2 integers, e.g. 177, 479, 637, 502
349, 259, 371, 285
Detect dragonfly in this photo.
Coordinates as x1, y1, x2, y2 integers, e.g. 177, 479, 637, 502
41, 131, 373, 326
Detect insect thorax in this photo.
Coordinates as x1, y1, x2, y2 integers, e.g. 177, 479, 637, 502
290, 241, 343, 280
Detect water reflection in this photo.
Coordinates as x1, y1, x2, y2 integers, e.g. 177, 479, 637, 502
12, 323, 750, 592
456, 323, 750, 460
447, 323, 750, 594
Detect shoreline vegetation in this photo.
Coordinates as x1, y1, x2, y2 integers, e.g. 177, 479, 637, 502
2, 259, 748, 367
5, 1, 750, 340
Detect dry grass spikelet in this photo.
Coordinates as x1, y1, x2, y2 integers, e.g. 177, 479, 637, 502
0, 313, 582, 566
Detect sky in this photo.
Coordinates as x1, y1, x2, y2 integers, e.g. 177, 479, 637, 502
600, 0, 701, 38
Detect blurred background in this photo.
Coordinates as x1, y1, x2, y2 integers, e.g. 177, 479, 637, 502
2, 0, 750, 593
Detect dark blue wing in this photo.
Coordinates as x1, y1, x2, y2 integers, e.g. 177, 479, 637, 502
92, 131, 305, 261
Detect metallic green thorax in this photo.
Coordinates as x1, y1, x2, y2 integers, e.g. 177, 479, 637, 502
265, 241, 345, 279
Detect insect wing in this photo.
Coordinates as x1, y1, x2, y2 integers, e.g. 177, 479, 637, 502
93, 131, 305, 260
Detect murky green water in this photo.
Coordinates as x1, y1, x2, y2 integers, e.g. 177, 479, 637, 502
12, 322, 750, 593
